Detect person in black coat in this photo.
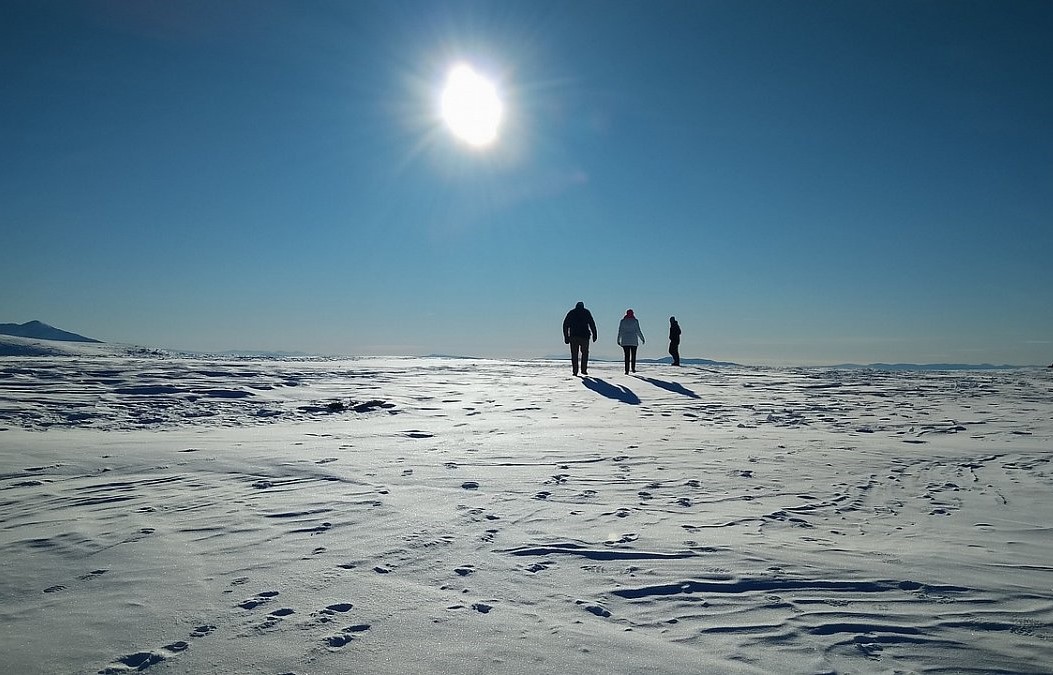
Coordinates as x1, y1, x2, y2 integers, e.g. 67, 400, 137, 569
669, 316, 681, 366
563, 301, 598, 376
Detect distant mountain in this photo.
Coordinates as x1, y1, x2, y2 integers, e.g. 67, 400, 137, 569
640, 356, 740, 367
0, 320, 101, 343
829, 362, 1025, 371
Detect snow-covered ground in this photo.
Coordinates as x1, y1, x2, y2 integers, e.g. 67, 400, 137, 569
2, 343, 1052, 674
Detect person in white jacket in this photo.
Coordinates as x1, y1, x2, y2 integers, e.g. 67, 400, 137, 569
617, 309, 645, 374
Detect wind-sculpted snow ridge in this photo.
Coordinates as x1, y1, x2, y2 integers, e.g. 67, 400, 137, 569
0, 356, 1051, 673
0, 356, 398, 430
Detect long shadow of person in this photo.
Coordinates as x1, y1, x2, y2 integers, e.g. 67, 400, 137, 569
582, 377, 641, 405
633, 376, 700, 399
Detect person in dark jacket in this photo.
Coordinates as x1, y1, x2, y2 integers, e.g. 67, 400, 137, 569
669, 316, 681, 366
563, 301, 598, 376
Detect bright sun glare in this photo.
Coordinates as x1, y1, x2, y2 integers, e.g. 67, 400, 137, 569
440, 63, 503, 148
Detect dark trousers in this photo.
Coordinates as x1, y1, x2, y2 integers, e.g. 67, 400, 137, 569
570, 337, 590, 375
669, 340, 680, 366
622, 345, 637, 373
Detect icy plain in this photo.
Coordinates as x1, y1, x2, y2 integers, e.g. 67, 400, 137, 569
1, 343, 1051, 674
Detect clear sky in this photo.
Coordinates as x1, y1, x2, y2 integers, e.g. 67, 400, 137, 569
2, 0, 1051, 365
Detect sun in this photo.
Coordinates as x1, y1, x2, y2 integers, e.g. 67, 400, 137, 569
440, 63, 503, 148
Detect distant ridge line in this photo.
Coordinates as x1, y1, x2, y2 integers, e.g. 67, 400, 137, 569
543, 355, 739, 367
827, 362, 1027, 371
0, 320, 101, 343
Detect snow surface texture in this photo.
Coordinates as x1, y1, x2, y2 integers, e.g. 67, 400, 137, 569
1, 349, 1052, 674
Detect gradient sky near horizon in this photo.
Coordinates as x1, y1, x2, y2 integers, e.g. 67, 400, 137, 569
2, 0, 1051, 365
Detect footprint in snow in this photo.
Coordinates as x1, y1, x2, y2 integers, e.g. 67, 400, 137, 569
98, 642, 189, 674
607, 533, 638, 545
322, 603, 354, 614
237, 591, 279, 610
78, 569, 108, 581
324, 624, 370, 650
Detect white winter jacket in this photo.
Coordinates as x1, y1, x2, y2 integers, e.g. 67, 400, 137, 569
617, 317, 645, 347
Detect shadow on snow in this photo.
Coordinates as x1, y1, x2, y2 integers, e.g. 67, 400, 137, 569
582, 377, 641, 405
633, 376, 700, 399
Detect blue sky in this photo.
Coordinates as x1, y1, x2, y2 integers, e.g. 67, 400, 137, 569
2, 0, 1051, 365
